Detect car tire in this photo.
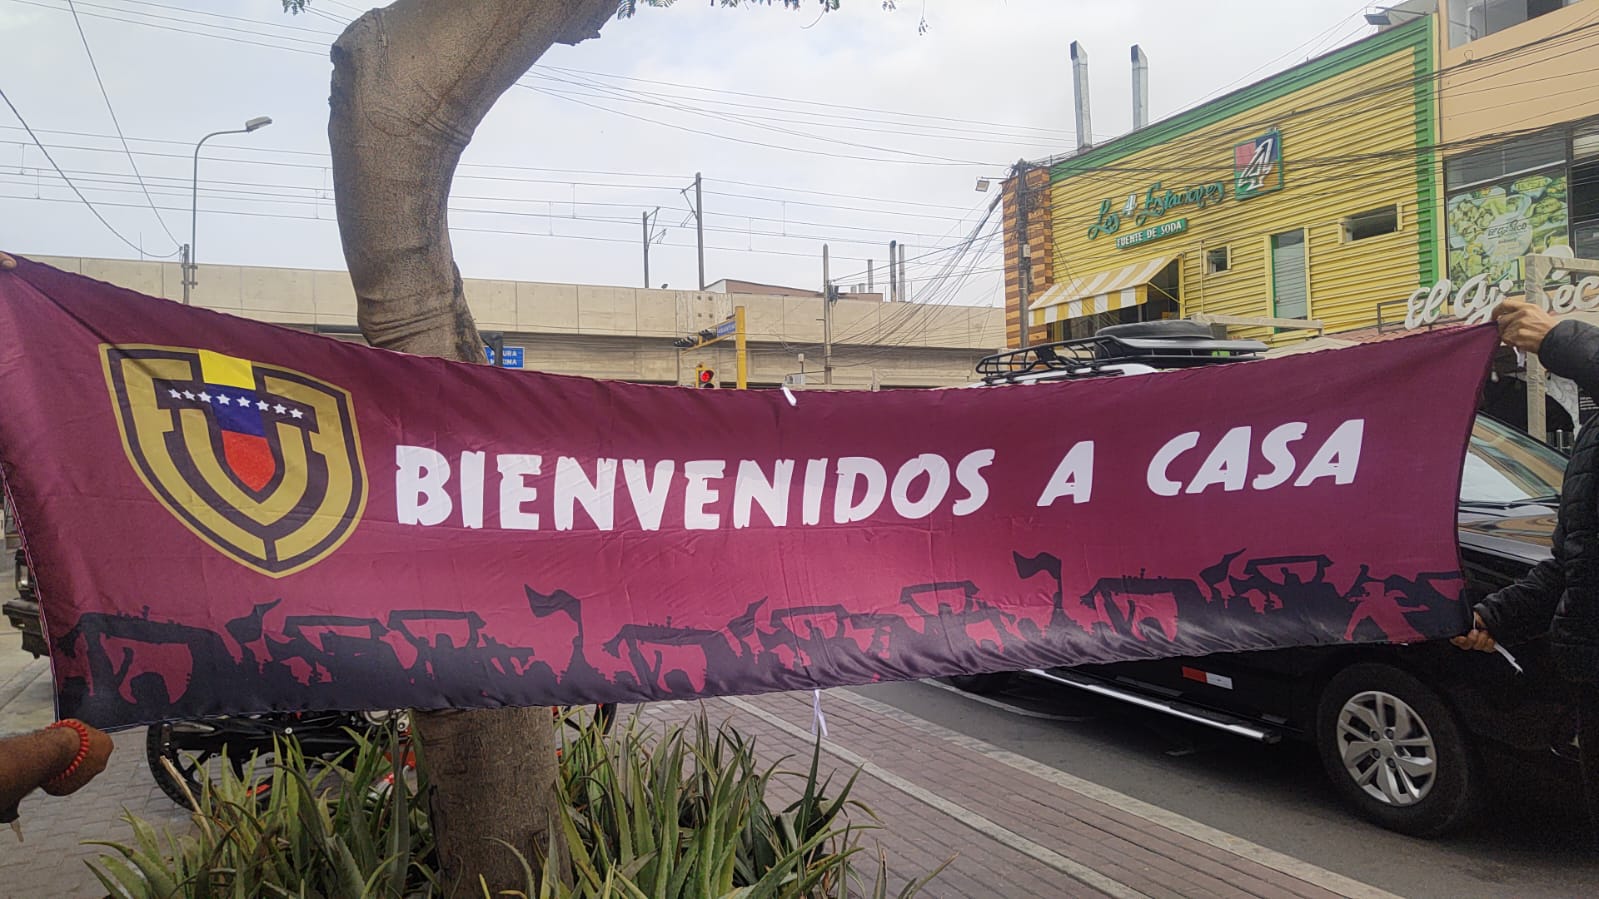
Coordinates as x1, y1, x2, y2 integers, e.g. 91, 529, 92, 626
1315, 663, 1478, 838
945, 672, 1014, 694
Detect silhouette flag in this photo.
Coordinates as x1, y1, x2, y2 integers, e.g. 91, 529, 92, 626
0, 255, 1496, 729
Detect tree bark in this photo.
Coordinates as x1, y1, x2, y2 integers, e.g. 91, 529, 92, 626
327, 1, 615, 893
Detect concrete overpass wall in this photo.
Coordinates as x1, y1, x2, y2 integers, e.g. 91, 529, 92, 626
30, 256, 1003, 389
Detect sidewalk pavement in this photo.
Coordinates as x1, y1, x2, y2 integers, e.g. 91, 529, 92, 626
0, 615, 1396, 897
0, 619, 190, 897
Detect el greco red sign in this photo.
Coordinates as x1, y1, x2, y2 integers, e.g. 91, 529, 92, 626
0, 257, 1495, 729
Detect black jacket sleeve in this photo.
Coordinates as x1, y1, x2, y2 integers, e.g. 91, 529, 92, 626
1515, 319, 1599, 681
1539, 319, 1599, 397
1475, 556, 1563, 646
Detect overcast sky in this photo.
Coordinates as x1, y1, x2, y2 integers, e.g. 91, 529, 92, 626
0, 0, 1383, 308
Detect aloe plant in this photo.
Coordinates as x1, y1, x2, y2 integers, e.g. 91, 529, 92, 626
89, 725, 433, 899
90, 710, 942, 899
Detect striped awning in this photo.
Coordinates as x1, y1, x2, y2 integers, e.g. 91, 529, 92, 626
1027, 255, 1176, 327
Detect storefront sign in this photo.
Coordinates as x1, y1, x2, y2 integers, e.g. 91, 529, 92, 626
1087, 129, 1281, 241
1446, 172, 1568, 287
1235, 129, 1284, 200
0, 257, 1492, 729
1403, 270, 1599, 329
1116, 218, 1189, 249
1089, 183, 1224, 241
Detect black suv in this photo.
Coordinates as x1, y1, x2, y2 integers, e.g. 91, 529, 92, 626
952, 320, 1576, 838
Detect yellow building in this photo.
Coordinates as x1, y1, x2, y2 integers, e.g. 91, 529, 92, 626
1424, 0, 1599, 285
1007, 19, 1437, 345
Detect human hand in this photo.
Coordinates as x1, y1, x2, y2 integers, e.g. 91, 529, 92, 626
1493, 298, 1559, 352
39, 721, 113, 797
1450, 612, 1497, 652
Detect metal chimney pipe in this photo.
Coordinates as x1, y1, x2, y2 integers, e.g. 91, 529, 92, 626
1071, 41, 1092, 152
1132, 44, 1149, 130
889, 241, 899, 301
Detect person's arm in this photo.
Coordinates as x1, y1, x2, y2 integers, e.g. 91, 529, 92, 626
1462, 557, 1566, 650
1492, 300, 1599, 678
0, 721, 114, 823
1494, 298, 1599, 395
1538, 319, 1599, 397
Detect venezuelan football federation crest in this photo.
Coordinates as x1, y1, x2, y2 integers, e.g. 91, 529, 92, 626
100, 345, 367, 577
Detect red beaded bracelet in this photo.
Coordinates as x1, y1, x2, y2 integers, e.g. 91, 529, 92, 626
44, 720, 91, 789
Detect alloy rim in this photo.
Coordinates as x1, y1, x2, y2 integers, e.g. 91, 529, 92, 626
1335, 690, 1437, 807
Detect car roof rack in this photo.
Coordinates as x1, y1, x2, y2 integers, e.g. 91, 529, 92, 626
976, 322, 1268, 384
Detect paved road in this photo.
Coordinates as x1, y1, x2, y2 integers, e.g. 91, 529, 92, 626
853, 675, 1599, 899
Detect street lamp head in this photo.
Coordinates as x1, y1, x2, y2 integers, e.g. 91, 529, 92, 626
244, 116, 273, 132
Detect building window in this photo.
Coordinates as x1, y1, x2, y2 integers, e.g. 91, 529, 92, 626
1447, 0, 1580, 47
1572, 159, 1599, 261
1206, 247, 1230, 274
1343, 206, 1400, 241
1445, 134, 1566, 191
1271, 230, 1307, 320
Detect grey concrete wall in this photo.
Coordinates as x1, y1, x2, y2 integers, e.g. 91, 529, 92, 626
29, 256, 1004, 388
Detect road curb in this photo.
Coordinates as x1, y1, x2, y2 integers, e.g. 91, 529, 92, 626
832, 686, 1404, 899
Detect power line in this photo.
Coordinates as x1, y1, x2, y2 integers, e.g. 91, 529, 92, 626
4, 162, 984, 254
0, 189, 948, 268
65, 0, 179, 253
0, 86, 161, 256
0, 126, 984, 217
521, 83, 992, 168
537, 63, 1083, 141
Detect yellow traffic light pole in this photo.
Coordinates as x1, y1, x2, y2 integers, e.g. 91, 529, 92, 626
734, 305, 747, 390
675, 306, 748, 389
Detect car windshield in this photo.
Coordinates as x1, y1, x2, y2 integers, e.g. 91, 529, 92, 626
1460, 416, 1565, 506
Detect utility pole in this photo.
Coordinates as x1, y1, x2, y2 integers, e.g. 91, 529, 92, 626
641, 210, 651, 289
694, 172, 706, 290
1015, 160, 1033, 349
180, 243, 193, 305
867, 260, 875, 295
823, 244, 833, 386
1526, 253, 1551, 443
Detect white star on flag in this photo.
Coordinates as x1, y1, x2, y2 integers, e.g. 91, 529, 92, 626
257, 400, 269, 410
198, 392, 212, 403
217, 395, 232, 406
289, 408, 304, 419
182, 391, 195, 400
273, 404, 287, 414
168, 389, 181, 399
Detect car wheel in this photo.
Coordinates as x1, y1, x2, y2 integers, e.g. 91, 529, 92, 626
1315, 663, 1478, 838
946, 672, 1014, 694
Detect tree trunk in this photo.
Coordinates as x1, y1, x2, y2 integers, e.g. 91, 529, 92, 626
327, 1, 615, 893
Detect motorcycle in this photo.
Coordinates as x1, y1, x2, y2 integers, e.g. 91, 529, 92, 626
146, 704, 617, 807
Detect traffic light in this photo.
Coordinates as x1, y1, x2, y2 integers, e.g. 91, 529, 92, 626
698, 367, 717, 389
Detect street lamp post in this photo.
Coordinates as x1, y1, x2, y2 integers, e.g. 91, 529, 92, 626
184, 116, 272, 304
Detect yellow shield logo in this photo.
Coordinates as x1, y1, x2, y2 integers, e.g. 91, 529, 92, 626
101, 345, 367, 578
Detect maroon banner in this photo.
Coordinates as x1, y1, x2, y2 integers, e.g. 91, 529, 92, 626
0, 258, 1495, 729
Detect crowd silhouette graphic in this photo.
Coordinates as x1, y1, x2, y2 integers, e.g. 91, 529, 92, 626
51, 549, 1463, 728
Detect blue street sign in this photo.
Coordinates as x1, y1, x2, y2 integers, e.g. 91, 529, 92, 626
714, 319, 736, 338
483, 346, 495, 363
500, 346, 525, 369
